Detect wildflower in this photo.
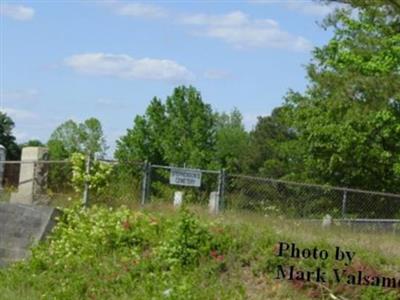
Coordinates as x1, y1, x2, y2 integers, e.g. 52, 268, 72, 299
122, 220, 130, 230
216, 255, 224, 261
163, 288, 172, 297
149, 216, 158, 226
210, 250, 218, 258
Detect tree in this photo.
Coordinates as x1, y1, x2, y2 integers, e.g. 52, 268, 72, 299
245, 107, 299, 179
20, 139, 45, 148
283, 4, 400, 191
115, 97, 166, 165
48, 120, 81, 160
48, 118, 107, 160
212, 108, 249, 173
115, 86, 216, 169
0, 112, 20, 160
163, 86, 215, 168
79, 118, 108, 157
328, 0, 400, 16
47, 118, 108, 192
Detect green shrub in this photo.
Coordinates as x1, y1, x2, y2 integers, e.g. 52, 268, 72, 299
0, 205, 239, 299
1, 205, 398, 299
156, 208, 231, 268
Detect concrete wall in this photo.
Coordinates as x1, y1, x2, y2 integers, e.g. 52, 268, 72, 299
0, 203, 58, 267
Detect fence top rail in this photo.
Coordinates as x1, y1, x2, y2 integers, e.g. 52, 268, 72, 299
97, 159, 143, 164
229, 173, 400, 199
0, 159, 143, 165
151, 164, 220, 174
0, 160, 70, 164
96, 159, 119, 165
3, 158, 398, 199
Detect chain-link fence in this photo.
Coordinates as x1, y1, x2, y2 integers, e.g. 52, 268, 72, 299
225, 174, 400, 219
2, 158, 400, 220
0, 160, 75, 204
0, 159, 143, 208
93, 159, 143, 207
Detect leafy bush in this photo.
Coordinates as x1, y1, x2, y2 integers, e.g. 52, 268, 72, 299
71, 153, 112, 194
1, 205, 399, 299
156, 208, 230, 267
0, 205, 238, 299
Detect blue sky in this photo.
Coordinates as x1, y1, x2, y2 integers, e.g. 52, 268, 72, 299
1, 0, 340, 157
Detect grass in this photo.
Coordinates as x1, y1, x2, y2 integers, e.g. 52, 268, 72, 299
0, 201, 399, 299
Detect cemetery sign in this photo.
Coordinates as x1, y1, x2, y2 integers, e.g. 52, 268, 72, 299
170, 167, 202, 187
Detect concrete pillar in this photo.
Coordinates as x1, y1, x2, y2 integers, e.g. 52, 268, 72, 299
10, 147, 48, 204
0, 145, 5, 190
209, 191, 219, 214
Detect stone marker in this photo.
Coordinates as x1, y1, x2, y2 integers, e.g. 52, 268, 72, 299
0, 202, 59, 267
173, 191, 184, 207
0, 145, 5, 191
322, 214, 332, 228
209, 191, 219, 214
10, 147, 48, 204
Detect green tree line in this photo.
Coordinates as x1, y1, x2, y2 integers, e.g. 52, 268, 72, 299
1, 1, 399, 193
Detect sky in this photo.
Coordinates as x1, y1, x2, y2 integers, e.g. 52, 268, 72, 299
1, 0, 341, 157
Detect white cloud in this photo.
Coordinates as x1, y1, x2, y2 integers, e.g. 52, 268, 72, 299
204, 69, 231, 80
3, 89, 39, 101
99, 1, 167, 18
181, 11, 312, 51
65, 53, 194, 83
286, 2, 345, 17
182, 11, 270, 27
1, 107, 38, 121
115, 2, 167, 18
0, 4, 35, 21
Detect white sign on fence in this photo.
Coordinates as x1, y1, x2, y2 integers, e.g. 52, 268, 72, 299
170, 167, 202, 187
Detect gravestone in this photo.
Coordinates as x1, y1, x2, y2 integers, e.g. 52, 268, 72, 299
10, 147, 48, 204
0, 145, 5, 191
0, 202, 58, 267
322, 214, 332, 228
209, 191, 219, 214
173, 191, 184, 207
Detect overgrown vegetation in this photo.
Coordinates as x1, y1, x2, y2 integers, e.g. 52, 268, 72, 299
1, 205, 399, 299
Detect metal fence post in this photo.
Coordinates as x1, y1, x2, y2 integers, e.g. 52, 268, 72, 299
342, 190, 347, 219
141, 161, 151, 205
146, 162, 152, 203
141, 161, 147, 205
217, 169, 226, 212
82, 155, 91, 207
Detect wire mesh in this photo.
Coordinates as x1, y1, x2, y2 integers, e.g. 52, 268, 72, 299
36, 160, 76, 205
94, 160, 143, 207
2, 159, 400, 220
0, 161, 76, 205
225, 174, 400, 219
0, 160, 143, 208
344, 191, 400, 219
